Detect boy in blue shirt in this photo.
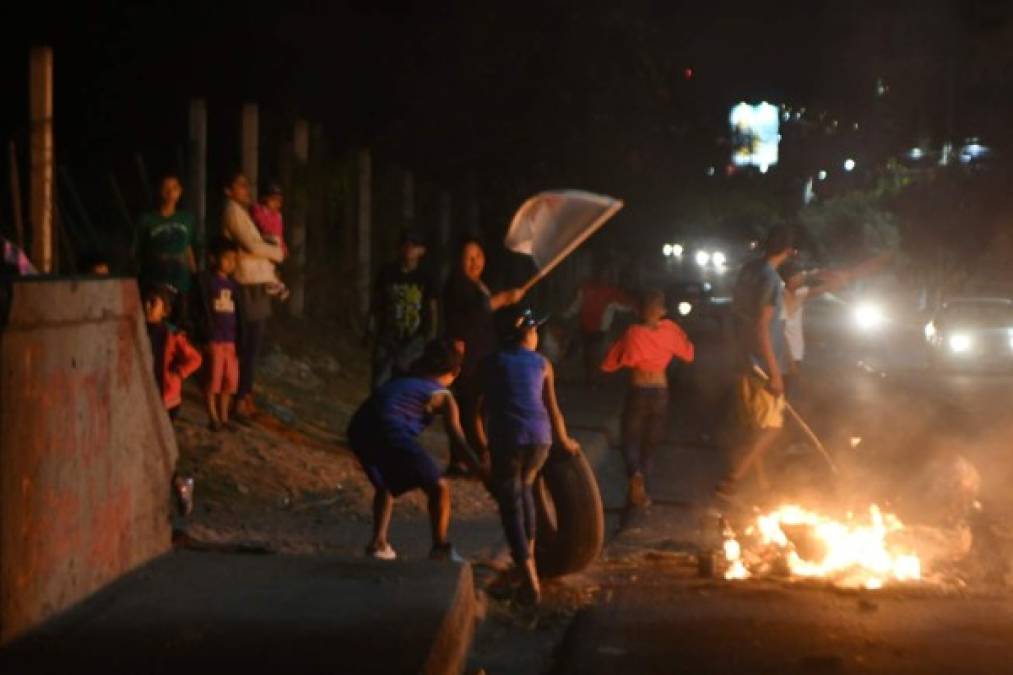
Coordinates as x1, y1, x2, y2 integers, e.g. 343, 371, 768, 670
479, 308, 581, 605
347, 339, 486, 562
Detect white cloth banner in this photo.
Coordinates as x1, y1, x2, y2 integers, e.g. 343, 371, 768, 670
504, 190, 622, 271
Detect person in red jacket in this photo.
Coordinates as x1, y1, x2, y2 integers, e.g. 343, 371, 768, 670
601, 289, 694, 509
144, 286, 202, 421
565, 267, 635, 387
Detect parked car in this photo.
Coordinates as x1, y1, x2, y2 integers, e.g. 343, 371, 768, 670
924, 297, 1013, 371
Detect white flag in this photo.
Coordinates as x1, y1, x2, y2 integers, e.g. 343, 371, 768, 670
504, 190, 622, 286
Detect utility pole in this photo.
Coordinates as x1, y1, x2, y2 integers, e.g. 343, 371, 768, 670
29, 46, 54, 273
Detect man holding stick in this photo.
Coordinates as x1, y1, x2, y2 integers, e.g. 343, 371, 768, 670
716, 226, 795, 499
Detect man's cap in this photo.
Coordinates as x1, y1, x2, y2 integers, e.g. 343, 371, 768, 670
497, 307, 549, 340
262, 182, 283, 197
400, 230, 426, 246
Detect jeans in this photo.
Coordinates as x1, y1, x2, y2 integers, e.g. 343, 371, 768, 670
371, 335, 425, 390
237, 318, 266, 400
621, 387, 669, 481
491, 443, 551, 565
449, 374, 484, 468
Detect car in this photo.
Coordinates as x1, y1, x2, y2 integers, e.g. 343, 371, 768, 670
664, 279, 732, 338
924, 297, 1013, 371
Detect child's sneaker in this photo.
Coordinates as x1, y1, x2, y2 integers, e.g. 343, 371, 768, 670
429, 543, 464, 563
366, 543, 397, 561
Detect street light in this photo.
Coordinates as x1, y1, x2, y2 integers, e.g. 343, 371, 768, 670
663, 244, 673, 257
817, 170, 827, 180
844, 158, 856, 172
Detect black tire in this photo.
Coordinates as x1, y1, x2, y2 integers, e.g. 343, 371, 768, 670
533, 446, 605, 578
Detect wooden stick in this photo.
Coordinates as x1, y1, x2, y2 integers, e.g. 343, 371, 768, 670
751, 364, 839, 474
519, 200, 623, 295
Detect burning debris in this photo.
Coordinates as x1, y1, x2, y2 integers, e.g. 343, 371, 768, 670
721, 504, 922, 589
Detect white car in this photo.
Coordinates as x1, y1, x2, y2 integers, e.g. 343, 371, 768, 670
924, 297, 1013, 370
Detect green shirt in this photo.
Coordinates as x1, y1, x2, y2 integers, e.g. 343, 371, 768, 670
138, 210, 195, 291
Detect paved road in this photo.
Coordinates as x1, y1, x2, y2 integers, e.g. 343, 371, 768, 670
549, 317, 1013, 674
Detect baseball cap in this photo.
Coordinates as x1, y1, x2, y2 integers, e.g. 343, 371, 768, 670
497, 307, 549, 340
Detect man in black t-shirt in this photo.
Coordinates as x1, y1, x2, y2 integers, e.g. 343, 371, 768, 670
369, 231, 437, 388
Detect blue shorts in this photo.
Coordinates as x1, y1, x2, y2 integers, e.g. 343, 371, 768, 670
348, 426, 441, 497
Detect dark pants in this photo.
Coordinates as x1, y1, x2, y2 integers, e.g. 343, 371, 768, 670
238, 318, 266, 400
449, 374, 483, 468
371, 335, 425, 390
491, 443, 551, 565
621, 387, 669, 481
582, 330, 606, 381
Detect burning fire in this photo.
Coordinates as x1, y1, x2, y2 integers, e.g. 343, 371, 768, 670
723, 504, 921, 589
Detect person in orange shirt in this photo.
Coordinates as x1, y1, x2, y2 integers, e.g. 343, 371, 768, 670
601, 290, 695, 509
565, 267, 635, 387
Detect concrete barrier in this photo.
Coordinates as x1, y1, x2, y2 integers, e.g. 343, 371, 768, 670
0, 278, 176, 643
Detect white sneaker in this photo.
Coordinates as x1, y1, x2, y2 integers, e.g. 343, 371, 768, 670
366, 543, 397, 561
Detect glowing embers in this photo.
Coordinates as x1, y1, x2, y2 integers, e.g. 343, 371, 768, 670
723, 504, 921, 589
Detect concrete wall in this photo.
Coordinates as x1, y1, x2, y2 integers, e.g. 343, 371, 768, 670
0, 278, 177, 643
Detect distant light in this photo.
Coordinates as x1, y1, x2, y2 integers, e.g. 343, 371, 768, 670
662, 244, 673, 257
705, 166, 716, 176
844, 158, 856, 172
817, 170, 827, 180
876, 77, 889, 97
712, 251, 727, 267
684, 67, 694, 80
672, 243, 684, 257
782, 111, 791, 122
695, 250, 710, 267
853, 122, 860, 131
678, 301, 692, 316
960, 140, 989, 164
748, 240, 758, 250
853, 303, 885, 331
949, 333, 972, 354
908, 147, 924, 160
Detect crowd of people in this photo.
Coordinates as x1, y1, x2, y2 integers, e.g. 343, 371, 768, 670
135, 170, 287, 431
347, 222, 894, 606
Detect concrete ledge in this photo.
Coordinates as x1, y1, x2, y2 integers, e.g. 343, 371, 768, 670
0, 551, 476, 675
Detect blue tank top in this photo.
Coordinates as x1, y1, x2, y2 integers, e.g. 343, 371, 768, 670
350, 376, 446, 446
481, 346, 552, 447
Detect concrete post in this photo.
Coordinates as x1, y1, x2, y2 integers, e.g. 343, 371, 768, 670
357, 149, 372, 320
289, 120, 309, 318
438, 189, 452, 285
29, 47, 53, 273
8, 140, 24, 248
402, 169, 415, 232
188, 99, 207, 257
241, 103, 259, 202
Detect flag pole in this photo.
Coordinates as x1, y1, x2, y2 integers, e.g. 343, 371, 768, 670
518, 200, 623, 295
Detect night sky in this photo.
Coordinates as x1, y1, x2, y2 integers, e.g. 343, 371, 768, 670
2, 0, 1011, 250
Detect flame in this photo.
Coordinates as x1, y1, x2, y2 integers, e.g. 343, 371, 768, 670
723, 504, 921, 588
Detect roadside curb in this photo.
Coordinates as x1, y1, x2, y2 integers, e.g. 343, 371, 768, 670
424, 561, 477, 675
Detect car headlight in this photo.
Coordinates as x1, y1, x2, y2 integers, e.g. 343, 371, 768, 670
712, 251, 727, 267
695, 250, 710, 267
672, 243, 684, 257
949, 333, 972, 353
853, 303, 885, 331
678, 301, 692, 316
924, 321, 936, 340
662, 244, 673, 257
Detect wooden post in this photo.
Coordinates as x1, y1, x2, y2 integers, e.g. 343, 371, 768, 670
8, 140, 24, 248
438, 189, 452, 285
402, 169, 415, 231
188, 99, 207, 256
289, 120, 309, 318
135, 153, 153, 207
241, 103, 259, 202
29, 46, 54, 273
357, 149, 372, 320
